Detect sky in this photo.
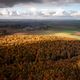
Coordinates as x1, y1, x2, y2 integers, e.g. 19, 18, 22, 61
0, 0, 80, 19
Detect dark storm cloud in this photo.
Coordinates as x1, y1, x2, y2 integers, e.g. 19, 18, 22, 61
0, 0, 42, 7
0, 0, 80, 7
0, 3, 6, 7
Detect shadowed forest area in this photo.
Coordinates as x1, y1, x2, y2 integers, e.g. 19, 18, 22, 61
0, 34, 80, 80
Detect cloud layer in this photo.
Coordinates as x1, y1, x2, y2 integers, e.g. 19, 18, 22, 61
0, 0, 80, 19
0, 0, 80, 7
0, 7, 80, 17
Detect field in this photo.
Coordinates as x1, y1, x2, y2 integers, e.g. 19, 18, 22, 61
0, 33, 80, 80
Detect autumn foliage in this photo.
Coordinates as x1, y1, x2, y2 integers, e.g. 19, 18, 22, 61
0, 34, 80, 80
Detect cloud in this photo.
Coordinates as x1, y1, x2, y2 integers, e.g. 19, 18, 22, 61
52, 8, 64, 16
39, 8, 68, 17
0, 8, 9, 15
70, 11, 80, 16
0, 6, 80, 18
0, 0, 80, 7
